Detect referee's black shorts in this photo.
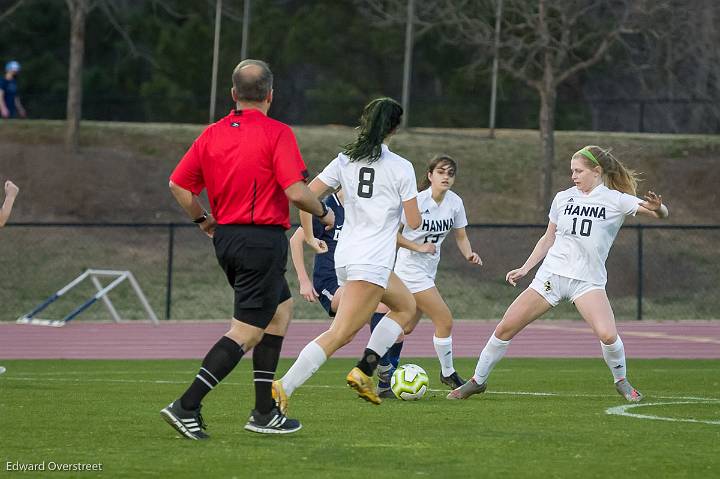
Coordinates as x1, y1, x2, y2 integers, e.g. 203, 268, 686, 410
213, 224, 291, 329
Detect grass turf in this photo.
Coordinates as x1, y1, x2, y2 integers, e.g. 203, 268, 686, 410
1, 358, 719, 478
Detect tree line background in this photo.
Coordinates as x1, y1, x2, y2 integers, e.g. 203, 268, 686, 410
2, 0, 718, 132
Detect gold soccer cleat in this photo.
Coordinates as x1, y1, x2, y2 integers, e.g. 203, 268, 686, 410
272, 380, 289, 415
346, 367, 382, 405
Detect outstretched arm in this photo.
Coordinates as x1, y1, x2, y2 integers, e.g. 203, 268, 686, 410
506, 222, 557, 286
453, 227, 482, 265
636, 191, 669, 219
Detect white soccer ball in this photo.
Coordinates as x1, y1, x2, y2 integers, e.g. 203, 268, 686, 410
390, 364, 429, 401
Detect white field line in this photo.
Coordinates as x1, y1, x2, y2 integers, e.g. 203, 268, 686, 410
3, 375, 720, 403
4, 375, 719, 425
606, 402, 720, 426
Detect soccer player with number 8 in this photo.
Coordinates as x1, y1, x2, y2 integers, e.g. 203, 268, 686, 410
274, 97, 422, 413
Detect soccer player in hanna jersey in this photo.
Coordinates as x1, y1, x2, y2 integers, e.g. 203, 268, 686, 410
288, 189, 405, 386
448, 145, 669, 402
273, 97, 422, 414
380, 155, 482, 395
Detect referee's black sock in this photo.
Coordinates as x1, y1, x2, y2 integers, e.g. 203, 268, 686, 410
252, 333, 284, 414
180, 336, 245, 411
356, 348, 380, 377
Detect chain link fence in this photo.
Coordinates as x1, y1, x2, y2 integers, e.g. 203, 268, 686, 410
1, 223, 717, 322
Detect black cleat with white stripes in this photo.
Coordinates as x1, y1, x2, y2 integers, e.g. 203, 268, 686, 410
160, 401, 209, 440
244, 406, 302, 434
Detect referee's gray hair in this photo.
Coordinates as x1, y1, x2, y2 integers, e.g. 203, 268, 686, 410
232, 59, 273, 102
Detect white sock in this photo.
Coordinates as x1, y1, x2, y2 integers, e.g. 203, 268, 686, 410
601, 336, 626, 383
473, 334, 511, 384
280, 341, 327, 397
366, 315, 404, 358
433, 335, 455, 377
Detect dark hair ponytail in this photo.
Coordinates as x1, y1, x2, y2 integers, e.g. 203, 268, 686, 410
418, 154, 457, 191
343, 97, 403, 163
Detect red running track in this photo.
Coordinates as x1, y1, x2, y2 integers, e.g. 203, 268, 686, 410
1, 320, 718, 360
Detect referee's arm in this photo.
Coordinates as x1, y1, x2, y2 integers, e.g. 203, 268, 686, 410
285, 181, 334, 228
169, 180, 216, 236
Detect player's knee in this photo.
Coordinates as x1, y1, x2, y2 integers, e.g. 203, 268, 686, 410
494, 322, 515, 341
598, 332, 617, 345
403, 322, 417, 335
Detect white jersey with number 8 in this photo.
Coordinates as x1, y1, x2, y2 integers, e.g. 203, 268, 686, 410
541, 184, 641, 285
317, 144, 418, 270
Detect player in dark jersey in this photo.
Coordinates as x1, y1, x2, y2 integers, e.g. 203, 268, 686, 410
289, 189, 403, 397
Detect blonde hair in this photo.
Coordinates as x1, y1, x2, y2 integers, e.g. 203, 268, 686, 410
574, 145, 639, 196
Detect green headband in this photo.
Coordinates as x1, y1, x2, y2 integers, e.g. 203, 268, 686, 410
577, 148, 600, 166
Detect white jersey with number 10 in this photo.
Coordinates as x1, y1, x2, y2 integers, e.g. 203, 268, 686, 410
317, 144, 418, 270
541, 184, 641, 285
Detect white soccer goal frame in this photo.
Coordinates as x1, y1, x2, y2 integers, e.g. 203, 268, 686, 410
16, 269, 160, 327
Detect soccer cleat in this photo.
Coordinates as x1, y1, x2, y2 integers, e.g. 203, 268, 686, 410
446, 378, 487, 400
272, 380, 289, 415
615, 378, 643, 402
244, 406, 302, 434
440, 371, 465, 389
160, 401, 209, 440
346, 367, 381, 405
376, 363, 395, 384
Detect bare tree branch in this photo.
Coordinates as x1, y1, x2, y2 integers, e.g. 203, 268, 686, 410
0, 0, 27, 23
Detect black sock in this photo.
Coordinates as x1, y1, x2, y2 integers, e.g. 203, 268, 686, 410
356, 348, 380, 376
180, 336, 245, 411
252, 333, 284, 414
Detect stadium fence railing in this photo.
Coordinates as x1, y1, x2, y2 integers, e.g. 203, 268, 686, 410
2, 223, 718, 321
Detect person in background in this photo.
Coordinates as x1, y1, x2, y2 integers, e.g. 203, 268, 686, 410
1, 61, 26, 119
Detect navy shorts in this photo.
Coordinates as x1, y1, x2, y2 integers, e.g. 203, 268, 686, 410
313, 275, 340, 317
213, 225, 291, 328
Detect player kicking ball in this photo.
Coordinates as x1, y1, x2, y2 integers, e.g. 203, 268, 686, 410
448, 146, 669, 403
273, 97, 421, 413
289, 188, 405, 396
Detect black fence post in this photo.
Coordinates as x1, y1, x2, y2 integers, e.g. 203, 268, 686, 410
636, 225, 644, 320
165, 224, 175, 320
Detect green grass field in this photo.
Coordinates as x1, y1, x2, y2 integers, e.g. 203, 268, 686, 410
2, 358, 719, 478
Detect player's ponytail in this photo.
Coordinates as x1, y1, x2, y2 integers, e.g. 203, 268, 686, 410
343, 97, 403, 163
418, 154, 457, 191
575, 145, 639, 196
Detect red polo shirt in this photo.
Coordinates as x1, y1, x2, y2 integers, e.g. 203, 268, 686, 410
170, 109, 308, 229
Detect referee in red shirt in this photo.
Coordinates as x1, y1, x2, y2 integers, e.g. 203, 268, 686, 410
161, 59, 334, 438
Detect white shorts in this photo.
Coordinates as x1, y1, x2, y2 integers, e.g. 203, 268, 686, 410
336, 264, 392, 289
394, 269, 435, 294
529, 268, 604, 307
